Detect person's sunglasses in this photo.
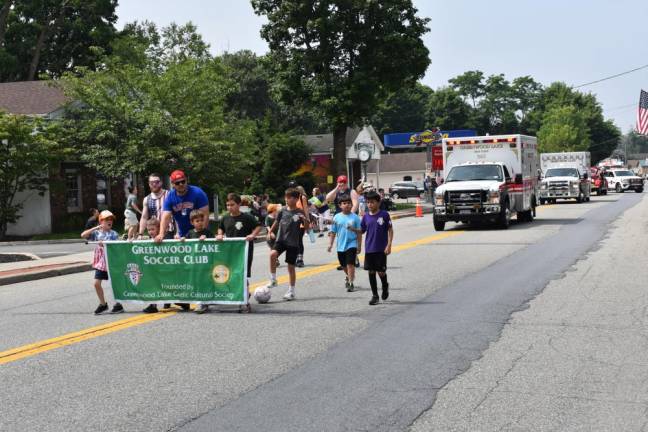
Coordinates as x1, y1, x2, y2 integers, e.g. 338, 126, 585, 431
149, 180, 161, 185
173, 180, 186, 186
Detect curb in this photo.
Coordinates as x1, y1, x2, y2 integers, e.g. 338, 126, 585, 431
0, 209, 433, 287
0, 238, 86, 247
0, 263, 93, 286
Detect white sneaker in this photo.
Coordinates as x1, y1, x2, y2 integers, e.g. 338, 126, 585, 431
267, 279, 278, 289
283, 289, 295, 301
195, 304, 209, 314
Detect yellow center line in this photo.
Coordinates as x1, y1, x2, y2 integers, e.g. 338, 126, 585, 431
0, 230, 464, 365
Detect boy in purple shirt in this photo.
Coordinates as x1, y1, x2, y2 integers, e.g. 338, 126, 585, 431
358, 191, 393, 305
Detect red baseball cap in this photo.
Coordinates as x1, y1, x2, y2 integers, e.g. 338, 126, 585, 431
170, 170, 186, 182
336, 175, 348, 183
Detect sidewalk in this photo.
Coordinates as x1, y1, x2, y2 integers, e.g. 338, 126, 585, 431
0, 205, 432, 286
410, 197, 648, 430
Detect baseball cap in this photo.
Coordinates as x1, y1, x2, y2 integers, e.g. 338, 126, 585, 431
170, 170, 186, 182
98, 210, 115, 221
336, 175, 348, 183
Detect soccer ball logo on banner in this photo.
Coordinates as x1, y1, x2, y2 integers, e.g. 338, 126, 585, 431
212, 265, 231, 284
125, 263, 143, 286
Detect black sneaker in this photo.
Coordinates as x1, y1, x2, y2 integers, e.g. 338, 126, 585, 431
369, 296, 379, 305
381, 283, 389, 300
347, 282, 355, 292
142, 304, 158, 314
177, 303, 191, 311
336, 265, 344, 271
111, 303, 124, 314
94, 303, 108, 315
295, 259, 305, 268
163, 303, 171, 309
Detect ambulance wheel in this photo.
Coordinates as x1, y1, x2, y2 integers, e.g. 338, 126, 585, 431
539, 198, 546, 205
433, 217, 445, 231
498, 200, 510, 229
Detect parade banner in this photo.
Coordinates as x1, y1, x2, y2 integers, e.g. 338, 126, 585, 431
105, 239, 248, 305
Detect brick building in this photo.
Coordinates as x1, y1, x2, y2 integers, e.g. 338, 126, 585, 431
0, 81, 127, 235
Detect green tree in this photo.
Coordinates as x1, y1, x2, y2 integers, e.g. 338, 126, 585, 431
529, 82, 620, 161
251, 0, 430, 176
56, 23, 257, 193
448, 70, 485, 109
0, 0, 118, 82
425, 86, 472, 130
248, 129, 312, 198
537, 105, 590, 153
0, 112, 58, 239
372, 83, 433, 136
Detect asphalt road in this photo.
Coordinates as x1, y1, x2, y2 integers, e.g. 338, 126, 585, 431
0, 192, 641, 431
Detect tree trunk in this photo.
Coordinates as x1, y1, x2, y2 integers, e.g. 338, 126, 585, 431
0, 0, 13, 47
332, 124, 348, 179
27, 4, 66, 81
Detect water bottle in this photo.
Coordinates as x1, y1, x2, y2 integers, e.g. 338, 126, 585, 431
308, 228, 316, 243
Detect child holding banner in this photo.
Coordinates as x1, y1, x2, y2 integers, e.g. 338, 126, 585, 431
184, 210, 214, 240
214, 193, 262, 313
266, 188, 310, 300
80, 210, 123, 315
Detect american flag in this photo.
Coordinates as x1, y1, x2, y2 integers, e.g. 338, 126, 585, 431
638, 90, 648, 135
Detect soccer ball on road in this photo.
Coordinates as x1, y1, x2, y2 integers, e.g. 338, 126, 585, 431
253, 286, 272, 304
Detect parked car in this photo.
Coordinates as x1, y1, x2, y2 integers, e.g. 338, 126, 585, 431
603, 169, 644, 193
389, 181, 424, 199
589, 167, 608, 195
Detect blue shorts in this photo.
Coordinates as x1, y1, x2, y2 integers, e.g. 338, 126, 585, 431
94, 270, 109, 280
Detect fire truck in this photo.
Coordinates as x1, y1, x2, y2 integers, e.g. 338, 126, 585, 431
433, 135, 539, 230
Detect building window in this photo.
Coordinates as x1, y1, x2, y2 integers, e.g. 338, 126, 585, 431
65, 169, 82, 212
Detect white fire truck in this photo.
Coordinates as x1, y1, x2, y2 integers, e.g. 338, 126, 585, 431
433, 135, 539, 231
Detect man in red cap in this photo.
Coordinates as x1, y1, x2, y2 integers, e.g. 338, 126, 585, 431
155, 170, 209, 243
325, 175, 359, 215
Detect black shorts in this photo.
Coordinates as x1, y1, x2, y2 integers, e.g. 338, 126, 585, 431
273, 241, 299, 265
364, 252, 387, 272
337, 248, 358, 267
94, 270, 109, 280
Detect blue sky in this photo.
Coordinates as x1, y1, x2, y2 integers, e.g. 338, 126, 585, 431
117, 0, 648, 133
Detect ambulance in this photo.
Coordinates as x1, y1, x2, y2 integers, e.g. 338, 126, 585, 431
538, 152, 591, 204
433, 135, 539, 231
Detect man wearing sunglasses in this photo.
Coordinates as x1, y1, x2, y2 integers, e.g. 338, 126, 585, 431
138, 173, 174, 240
155, 170, 209, 243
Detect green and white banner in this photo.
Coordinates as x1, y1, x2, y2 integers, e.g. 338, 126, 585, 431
105, 239, 248, 305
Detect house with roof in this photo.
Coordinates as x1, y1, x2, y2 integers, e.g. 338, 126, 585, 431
297, 126, 384, 187
0, 81, 127, 236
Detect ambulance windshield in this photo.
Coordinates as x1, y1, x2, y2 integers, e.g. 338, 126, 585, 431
446, 165, 503, 182
545, 168, 579, 178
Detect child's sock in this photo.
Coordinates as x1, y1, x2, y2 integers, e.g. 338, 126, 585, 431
369, 273, 378, 296
379, 273, 388, 287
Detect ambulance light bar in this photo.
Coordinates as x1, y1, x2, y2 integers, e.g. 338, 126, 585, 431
446, 137, 517, 145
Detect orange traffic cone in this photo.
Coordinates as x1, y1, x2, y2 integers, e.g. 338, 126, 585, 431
415, 197, 423, 217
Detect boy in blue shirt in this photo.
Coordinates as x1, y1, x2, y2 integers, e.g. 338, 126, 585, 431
327, 195, 362, 292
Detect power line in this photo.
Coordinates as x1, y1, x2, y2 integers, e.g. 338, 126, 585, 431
573, 64, 648, 89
